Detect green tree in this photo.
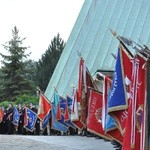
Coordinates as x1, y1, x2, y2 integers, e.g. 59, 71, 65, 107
36, 33, 66, 92
0, 26, 36, 101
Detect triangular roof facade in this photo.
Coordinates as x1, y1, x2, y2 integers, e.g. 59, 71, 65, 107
45, 0, 150, 101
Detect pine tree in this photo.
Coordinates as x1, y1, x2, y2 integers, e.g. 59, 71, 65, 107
36, 33, 66, 92
0, 26, 36, 101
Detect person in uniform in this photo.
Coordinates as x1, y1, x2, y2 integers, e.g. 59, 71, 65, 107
17, 103, 24, 134
6, 103, 14, 134
34, 105, 41, 135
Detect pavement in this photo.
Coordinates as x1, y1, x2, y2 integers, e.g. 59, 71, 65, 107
0, 135, 115, 150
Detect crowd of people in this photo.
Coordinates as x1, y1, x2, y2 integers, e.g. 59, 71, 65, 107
0, 103, 80, 136
0, 103, 121, 150
0, 103, 40, 135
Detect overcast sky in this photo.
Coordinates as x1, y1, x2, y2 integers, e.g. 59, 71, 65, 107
0, 0, 84, 61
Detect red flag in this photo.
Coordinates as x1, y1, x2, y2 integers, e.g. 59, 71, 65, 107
56, 102, 61, 121
87, 89, 110, 140
97, 73, 123, 144
78, 58, 87, 125
23, 107, 28, 127
78, 57, 85, 100
37, 93, 52, 121
71, 89, 84, 130
106, 127, 123, 144
78, 57, 98, 125
64, 100, 70, 121
122, 53, 147, 150
98, 73, 112, 130
0, 108, 4, 123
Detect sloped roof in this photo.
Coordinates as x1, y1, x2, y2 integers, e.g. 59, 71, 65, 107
45, 0, 150, 101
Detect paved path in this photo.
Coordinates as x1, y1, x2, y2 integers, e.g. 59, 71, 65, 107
0, 135, 115, 150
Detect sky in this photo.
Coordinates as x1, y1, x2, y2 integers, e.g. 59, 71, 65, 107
0, 0, 84, 61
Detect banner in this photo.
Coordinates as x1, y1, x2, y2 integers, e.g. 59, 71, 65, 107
42, 111, 51, 129
108, 45, 133, 134
78, 57, 98, 125
13, 107, 20, 126
105, 87, 123, 144
65, 95, 76, 129
122, 53, 147, 150
0, 108, 4, 123
108, 47, 127, 110
56, 96, 68, 127
51, 107, 68, 133
37, 93, 52, 121
87, 89, 110, 140
71, 89, 79, 121
24, 107, 37, 132
71, 89, 84, 130
52, 92, 68, 132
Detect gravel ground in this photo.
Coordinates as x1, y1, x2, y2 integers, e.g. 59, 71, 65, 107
0, 135, 115, 150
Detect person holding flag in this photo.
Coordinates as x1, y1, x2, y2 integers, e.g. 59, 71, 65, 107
6, 103, 14, 134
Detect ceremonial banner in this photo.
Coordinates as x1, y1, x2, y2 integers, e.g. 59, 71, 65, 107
108, 45, 133, 134
13, 107, 20, 126
64, 96, 70, 121
105, 114, 123, 144
56, 96, 68, 127
122, 53, 147, 150
53, 91, 60, 107
108, 47, 128, 110
65, 95, 75, 129
37, 93, 52, 121
71, 89, 79, 121
87, 89, 110, 140
105, 82, 123, 144
51, 107, 68, 133
51, 92, 68, 132
78, 57, 98, 125
56, 101, 61, 121
100, 74, 112, 130
71, 89, 84, 130
77, 57, 87, 125
24, 107, 37, 132
106, 128, 123, 144
42, 111, 51, 129
0, 108, 4, 123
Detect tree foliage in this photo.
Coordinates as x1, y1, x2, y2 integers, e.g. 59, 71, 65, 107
36, 33, 66, 92
0, 26, 36, 101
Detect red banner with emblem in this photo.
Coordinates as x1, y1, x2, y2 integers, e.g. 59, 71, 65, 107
122, 53, 147, 150
87, 89, 110, 140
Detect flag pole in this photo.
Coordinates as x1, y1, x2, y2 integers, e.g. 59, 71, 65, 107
110, 29, 133, 57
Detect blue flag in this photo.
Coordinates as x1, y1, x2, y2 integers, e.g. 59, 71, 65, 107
42, 111, 51, 129
108, 49, 126, 112
24, 107, 37, 132
13, 107, 20, 126
66, 96, 76, 129
105, 114, 116, 131
105, 89, 117, 131
66, 95, 73, 107
51, 107, 68, 133
57, 96, 68, 127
